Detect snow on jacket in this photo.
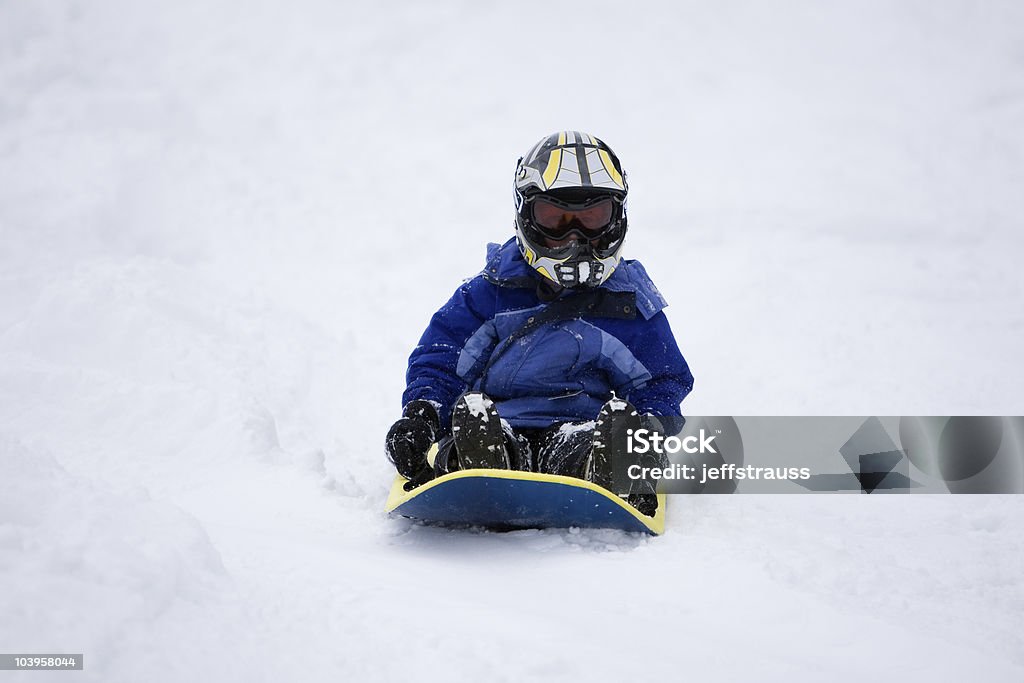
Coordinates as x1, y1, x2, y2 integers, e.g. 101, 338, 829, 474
403, 238, 694, 429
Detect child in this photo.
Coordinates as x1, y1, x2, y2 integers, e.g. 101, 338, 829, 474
385, 131, 693, 513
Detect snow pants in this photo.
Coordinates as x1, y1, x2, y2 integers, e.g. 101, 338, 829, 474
434, 421, 596, 478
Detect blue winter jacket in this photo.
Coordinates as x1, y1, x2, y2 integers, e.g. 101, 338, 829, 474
403, 238, 694, 430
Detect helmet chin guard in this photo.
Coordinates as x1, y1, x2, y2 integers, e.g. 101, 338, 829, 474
513, 131, 629, 288
514, 224, 625, 287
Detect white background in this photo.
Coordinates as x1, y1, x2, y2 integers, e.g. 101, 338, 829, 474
1, 1, 1023, 680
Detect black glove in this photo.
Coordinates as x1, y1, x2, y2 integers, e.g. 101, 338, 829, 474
385, 400, 441, 478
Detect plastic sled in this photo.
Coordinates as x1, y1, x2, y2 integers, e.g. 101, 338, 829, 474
385, 445, 665, 535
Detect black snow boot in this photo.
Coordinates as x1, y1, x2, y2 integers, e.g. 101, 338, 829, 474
627, 491, 659, 517
451, 392, 510, 470
588, 397, 659, 517
588, 397, 641, 490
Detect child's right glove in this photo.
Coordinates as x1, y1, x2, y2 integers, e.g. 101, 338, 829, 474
385, 400, 441, 478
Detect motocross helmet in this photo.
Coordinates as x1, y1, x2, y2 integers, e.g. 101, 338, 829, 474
514, 131, 628, 288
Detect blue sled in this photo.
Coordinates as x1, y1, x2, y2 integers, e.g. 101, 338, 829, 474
385, 468, 666, 535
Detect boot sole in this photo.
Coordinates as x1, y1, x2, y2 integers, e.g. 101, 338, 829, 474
452, 393, 508, 470
589, 399, 642, 493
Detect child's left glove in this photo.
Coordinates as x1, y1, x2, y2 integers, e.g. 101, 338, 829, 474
385, 400, 441, 478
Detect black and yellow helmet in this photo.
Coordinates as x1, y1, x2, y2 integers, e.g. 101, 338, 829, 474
514, 131, 628, 288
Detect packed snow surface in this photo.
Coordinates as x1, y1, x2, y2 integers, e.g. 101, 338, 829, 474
2, 1, 1023, 681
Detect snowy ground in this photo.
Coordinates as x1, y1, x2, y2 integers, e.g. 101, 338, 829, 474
2, 1, 1024, 681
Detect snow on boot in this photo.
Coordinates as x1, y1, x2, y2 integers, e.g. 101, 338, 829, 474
451, 392, 510, 470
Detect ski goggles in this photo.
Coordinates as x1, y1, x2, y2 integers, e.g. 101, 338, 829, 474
530, 196, 617, 240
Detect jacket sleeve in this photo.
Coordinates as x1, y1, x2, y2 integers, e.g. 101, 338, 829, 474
402, 276, 497, 429
623, 311, 694, 416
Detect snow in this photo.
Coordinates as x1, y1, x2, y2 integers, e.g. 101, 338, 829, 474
577, 260, 590, 284
461, 392, 492, 420
1, 0, 1023, 681
558, 420, 597, 436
